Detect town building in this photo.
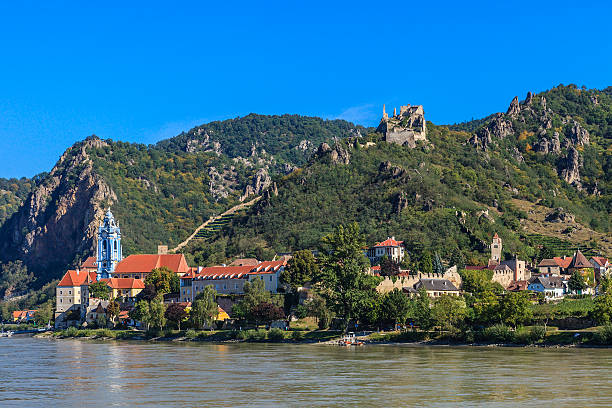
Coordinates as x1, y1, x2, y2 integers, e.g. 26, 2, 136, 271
54, 269, 97, 327
528, 276, 566, 299
181, 260, 287, 302
96, 209, 123, 280
591, 256, 610, 279
100, 278, 145, 299
412, 278, 460, 297
489, 233, 503, 266
113, 253, 190, 280
537, 258, 562, 275
12, 310, 37, 323
365, 237, 405, 264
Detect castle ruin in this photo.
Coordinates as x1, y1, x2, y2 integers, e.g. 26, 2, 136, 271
376, 103, 427, 147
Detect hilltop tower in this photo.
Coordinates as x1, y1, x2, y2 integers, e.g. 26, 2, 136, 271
489, 233, 502, 266
96, 209, 122, 280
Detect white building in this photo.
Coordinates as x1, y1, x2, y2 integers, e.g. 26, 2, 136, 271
366, 237, 405, 264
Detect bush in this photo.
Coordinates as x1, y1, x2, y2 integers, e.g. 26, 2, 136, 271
63, 326, 79, 337
236, 330, 248, 340
268, 328, 285, 342
97, 328, 114, 338
595, 324, 612, 345
185, 329, 196, 339
291, 330, 305, 341
479, 324, 513, 343
252, 329, 268, 341
529, 326, 546, 343
514, 327, 532, 344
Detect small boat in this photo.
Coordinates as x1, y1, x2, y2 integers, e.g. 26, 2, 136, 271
0, 331, 14, 338
338, 332, 364, 346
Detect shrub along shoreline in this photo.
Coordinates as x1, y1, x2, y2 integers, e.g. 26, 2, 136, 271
36, 324, 612, 347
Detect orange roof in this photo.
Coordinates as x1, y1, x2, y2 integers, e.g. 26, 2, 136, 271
553, 257, 572, 269
371, 265, 381, 271
115, 254, 190, 274
118, 310, 130, 319
12, 310, 37, 319
58, 269, 97, 287
193, 265, 254, 280
493, 233, 500, 239
373, 237, 403, 247
190, 260, 288, 280
591, 257, 609, 267
249, 260, 288, 275
101, 278, 145, 290
80, 256, 98, 270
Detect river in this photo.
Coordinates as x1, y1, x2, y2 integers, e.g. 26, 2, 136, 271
0, 337, 611, 407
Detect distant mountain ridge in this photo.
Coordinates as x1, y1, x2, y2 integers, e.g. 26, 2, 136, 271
0, 86, 610, 287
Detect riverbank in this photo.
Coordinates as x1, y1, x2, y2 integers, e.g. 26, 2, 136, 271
36, 325, 612, 348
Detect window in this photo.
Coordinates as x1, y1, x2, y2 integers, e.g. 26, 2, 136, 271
60, 299, 62, 303
223, 284, 227, 290
60, 290, 62, 295
135, 275, 140, 279
69, 290, 72, 294
269, 276, 273, 282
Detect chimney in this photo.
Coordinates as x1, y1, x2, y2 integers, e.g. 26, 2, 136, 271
197, 266, 203, 273
158, 245, 168, 255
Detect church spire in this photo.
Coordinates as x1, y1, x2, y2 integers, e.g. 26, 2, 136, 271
97, 208, 122, 280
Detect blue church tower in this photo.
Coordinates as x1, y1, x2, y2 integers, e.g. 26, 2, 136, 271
97, 209, 122, 280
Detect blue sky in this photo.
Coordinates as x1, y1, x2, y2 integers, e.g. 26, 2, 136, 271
0, 1, 610, 178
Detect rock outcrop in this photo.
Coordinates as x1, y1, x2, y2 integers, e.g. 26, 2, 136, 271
506, 96, 521, 117
315, 142, 350, 164
559, 146, 582, 187
0, 137, 116, 281
240, 168, 272, 201
569, 121, 590, 146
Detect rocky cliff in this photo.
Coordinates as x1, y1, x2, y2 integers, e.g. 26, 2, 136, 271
0, 137, 116, 283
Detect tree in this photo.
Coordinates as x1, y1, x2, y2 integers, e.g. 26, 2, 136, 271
414, 288, 433, 331
472, 290, 502, 326
459, 269, 498, 296
129, 300, 151, 330
33, 300, 53, 326
499, 292, 532, 328
432, 295, 466, 331
89, 281, 110, 300
419, 252, 433, 274
145, 267, 180, 295
106, 299, 120, 325
433, 253, 445, 275
148, 296, 167, 330
305, 294, 333, 329
250, 302, 284, 327
165, 303, 187, 330
136, 283, 157, 302
191, 285, 218, 329
0, 261, 34, 298
382, 289, 412, 327
539, 245, 556, 262
449, 248, 465, 270
316, 223, 381, 332
593, 291, 612, 325
281, 250, 319, 292
380, 257, 401, 277
568, 270, 588, 294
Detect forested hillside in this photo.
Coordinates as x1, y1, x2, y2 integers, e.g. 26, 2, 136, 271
0, 176, 41, 225
186, 85, 611, 266
0, 86, 610, 288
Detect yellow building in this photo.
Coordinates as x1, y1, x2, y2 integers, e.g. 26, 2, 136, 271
102, 278, 145, 299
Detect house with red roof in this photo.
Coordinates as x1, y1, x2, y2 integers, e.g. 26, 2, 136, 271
113, 254, 190, 280
590, 256, 610, 279
181, 259, 288, 302
12, 310, 37, 323
54, 268, 98, 328
365, 237, 405, 264
100, 278, 145, 299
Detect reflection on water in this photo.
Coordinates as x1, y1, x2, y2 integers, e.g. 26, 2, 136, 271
1, 337, 611, 407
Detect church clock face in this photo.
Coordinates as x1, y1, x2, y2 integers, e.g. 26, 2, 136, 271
102, 232, 108, 239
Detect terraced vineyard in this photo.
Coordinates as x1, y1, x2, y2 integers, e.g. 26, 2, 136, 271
193, 210, 248, 240
526, 234, 598, 258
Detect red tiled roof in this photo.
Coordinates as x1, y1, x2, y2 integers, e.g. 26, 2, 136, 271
12, 310, 37, 320
569, 250, 593, 269
80, 256, 98, 270
493, 233, 500, 239
465, 265, 491, 270
58, 269, 96, 287
250, 260, 288, 275
115, 254, 190, 274
371, 265, 381, 271
190, 260, 287, 280
553, 257, 572, 269
373, 237, 403, 248
537, 258, 559, 267
591, 257, 609, 267
101, 278, 145, 290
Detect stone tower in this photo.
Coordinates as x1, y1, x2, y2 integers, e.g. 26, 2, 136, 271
490, 233, 502, 266
97, 209, 122, 280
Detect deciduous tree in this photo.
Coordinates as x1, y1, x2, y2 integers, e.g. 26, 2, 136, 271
281, 250, 318, 292
191, 285, 218, 329
165, 303, 187, 330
